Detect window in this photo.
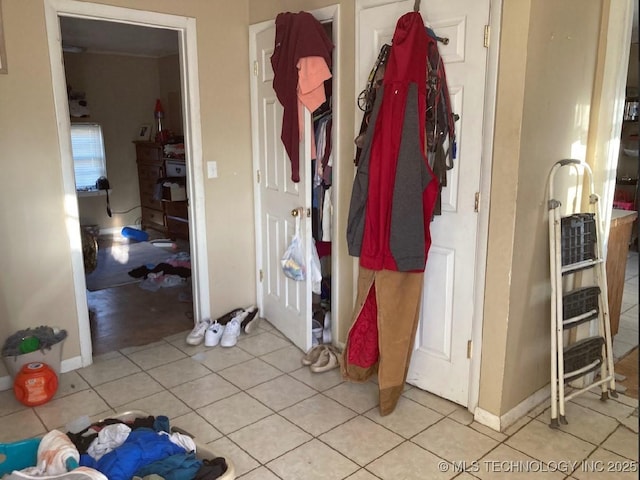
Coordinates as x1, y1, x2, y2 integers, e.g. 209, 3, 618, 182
70, 123, 107, 191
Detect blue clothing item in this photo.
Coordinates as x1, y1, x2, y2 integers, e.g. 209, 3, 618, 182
79, 429, 186, 480
134, 452, 202, 480
153, 415, 170, 433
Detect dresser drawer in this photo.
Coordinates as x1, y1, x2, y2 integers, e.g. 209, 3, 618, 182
135, 142, 163, 164
138, 163, 163, 183
141, 194, 162, 211
139, 183, 162, 210
141, 206, 165, 230
164, 200, 188, 218
166, 216, 189, 240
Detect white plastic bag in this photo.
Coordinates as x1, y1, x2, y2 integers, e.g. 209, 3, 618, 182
281, 216, 306, 281
281, 215, 323, 291
281, 232, 305, 281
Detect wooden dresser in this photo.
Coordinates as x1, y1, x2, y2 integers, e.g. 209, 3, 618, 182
606, 209, 637, 336
134, 141, 188, 240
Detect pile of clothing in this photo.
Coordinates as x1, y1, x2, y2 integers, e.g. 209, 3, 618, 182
128, 252, 191, 292
163, 144, 185, 159
3, 414, 228, 480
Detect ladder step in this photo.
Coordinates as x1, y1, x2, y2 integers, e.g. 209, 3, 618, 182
562, 309, 598, 329
562, 286, 600, 328
562, 336, 605, 383
561, 258, 602, 274
560, 213, 597, 266
564, 358, 602, 382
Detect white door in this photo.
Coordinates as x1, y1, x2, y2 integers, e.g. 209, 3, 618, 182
250, 23, 313, 353
358, 0, 490, 406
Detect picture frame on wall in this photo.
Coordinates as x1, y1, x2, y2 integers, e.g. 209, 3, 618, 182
136, 124, 152, 141
0, 0, 7, 74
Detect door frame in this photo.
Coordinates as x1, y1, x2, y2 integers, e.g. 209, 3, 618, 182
249, 4, 341, 346
44, 0, 210, 368
355, 0, 502, 412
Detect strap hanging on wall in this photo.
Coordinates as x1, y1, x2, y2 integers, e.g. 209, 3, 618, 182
413, 0, 420, 12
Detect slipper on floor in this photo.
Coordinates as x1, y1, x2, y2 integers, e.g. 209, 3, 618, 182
241, 306, 260, 333
216, 307, 245, 325
310, 346, 340, 373
302, 345, 327, 366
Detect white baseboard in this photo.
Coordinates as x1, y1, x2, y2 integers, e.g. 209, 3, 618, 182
474, 384, 550, 431
61, 355, 85, 374
474, 406, 502, 431
0, 355, 85, 392
0, 375, 12, 391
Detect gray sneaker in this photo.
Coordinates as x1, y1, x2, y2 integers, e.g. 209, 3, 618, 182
186, 319, 212, 345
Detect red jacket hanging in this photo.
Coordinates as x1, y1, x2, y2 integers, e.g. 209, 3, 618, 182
270, 12, 333, 182
347, 11, 438, 272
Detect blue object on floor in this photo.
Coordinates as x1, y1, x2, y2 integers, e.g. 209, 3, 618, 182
121, 227, 149, 242
0, 437, 41, 475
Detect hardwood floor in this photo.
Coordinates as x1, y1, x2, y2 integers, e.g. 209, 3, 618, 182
86, 233, 194, 356
88, 282, 194, 355
615, 347, 639, 399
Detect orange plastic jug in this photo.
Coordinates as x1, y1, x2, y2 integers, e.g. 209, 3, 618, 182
13, 362, 58, 407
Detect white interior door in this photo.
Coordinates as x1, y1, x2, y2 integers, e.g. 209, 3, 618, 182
250, 22, 313, 353
358, 0, 490, 406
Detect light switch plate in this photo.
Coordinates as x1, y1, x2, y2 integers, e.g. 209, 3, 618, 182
207, 161, 218, 178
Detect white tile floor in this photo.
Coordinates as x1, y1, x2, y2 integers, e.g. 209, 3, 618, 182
1, 253, 638, 479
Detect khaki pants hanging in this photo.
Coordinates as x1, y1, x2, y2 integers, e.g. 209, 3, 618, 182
342, 266, 424, 415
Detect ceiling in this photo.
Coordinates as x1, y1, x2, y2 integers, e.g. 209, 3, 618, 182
59, 16, 179, 57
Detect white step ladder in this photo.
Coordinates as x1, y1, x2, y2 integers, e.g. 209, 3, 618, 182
547, 159, 617, 428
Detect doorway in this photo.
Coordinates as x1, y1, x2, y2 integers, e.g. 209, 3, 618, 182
44, 0, 210, 366
61, 17, 194, 355
250, 6, 339, 354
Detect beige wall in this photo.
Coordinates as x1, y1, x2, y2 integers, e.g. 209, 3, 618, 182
478, 0, 532, 417
248, 0, 341, 23
0, 0, 254, 374
64, 52, 164, 230
159, 54, 183, 136
480, 0, 604, 417
0, 0, 81, 363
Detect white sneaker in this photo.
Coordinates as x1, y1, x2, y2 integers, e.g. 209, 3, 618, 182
220, 318, 241, 347
186, 319, 212, 345
204, 323, 225, 347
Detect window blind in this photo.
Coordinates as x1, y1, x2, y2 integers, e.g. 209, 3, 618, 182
70, 123, 107, 190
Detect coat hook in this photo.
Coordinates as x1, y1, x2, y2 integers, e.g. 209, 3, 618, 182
413, 0, 421, 12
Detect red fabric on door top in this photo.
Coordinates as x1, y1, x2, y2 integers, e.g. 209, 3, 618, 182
271, 12, 333, 183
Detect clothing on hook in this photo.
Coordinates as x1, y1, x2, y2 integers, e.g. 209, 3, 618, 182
426, 26, 449, 45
